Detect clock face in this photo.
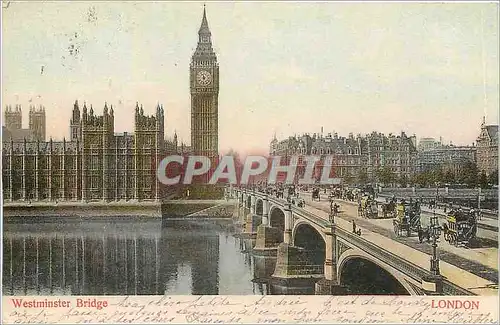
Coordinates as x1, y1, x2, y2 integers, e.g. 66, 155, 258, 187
196, 70, 212, 87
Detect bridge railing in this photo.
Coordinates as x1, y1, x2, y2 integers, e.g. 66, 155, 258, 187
380, 187, 498, 200
291, 206, 331, 228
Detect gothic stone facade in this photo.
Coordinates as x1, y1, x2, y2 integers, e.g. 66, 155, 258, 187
190, 8, 219, 159
269, 131, 417, 183
2, 101, 174, 202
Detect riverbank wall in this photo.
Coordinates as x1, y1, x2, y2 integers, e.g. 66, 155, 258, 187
3, 201, 162, 218
2, 200, 236, 218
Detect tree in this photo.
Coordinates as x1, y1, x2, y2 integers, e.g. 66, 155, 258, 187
357, 169, 368, 185
398, 174, 408, 187
408, 174, 418, 186
443, 169, 456, 184
459, 161, 479, 188
343, 173, 354, 185
432, 168, 444, 184
488, 170, 498, 186
413, 169, 433, 187
376, 166, 396, 186
478, 171, 489, 189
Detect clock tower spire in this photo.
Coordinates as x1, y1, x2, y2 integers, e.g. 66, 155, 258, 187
190, 5, 219, 181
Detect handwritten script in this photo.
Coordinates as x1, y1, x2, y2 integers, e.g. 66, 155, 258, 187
3, 295, 498, 324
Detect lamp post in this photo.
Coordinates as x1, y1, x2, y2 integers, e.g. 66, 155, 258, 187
422, 208, 444, 295
327, 203, 336, 294
477, 187, 482, 221
435, 182, 439, 210
430, 209, 441, 276
329, 202, 335, 226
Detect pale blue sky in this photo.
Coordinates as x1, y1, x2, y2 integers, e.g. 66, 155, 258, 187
2, 1, 499, 153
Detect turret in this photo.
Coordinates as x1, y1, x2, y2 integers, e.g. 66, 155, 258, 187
29, 103, 46, 141
72, 100, 80, 122
198, 5, 211, 43
82, 102, 87, 122
192, 5, 217, 63
4, 104, 22, 130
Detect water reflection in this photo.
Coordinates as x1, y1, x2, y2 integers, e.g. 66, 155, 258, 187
3, 218, 316, 296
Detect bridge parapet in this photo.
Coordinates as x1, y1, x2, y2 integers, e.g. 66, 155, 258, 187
380, 187, 498, 200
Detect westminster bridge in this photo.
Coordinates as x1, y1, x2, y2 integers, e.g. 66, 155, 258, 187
228, 187, 498, 296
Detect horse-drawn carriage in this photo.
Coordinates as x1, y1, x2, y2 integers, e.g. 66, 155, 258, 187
358, 196, 378, 219
392, 201, 422, 237
442, 209, 477, 247
312, 188, 321, 201
380, 198, 397, 219
344, 189, 357, 202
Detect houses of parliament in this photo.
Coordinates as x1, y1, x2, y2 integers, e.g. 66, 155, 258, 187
2, 7, 220, 202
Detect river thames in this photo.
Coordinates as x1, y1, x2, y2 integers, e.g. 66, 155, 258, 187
3, 217, 316, 296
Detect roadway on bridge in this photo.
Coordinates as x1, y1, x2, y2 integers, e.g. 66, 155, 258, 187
297, 192, 498, 283
418, 210, 498, 236
374, 197, 499, 232
301, 192, 497, 240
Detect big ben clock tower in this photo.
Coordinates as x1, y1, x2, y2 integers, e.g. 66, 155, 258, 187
190, 6, 219, 165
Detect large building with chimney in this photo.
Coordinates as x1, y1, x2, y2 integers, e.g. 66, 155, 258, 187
270, 131, 417, 183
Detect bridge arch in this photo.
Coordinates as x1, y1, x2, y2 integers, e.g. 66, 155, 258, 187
337, 249, 414, 295
256, 198, 263, 216
292, 220, 327, 244
292, 222, 326, 270
269, 205, 285, 242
